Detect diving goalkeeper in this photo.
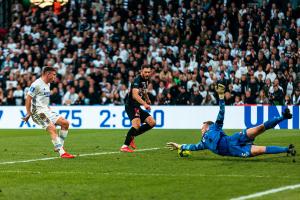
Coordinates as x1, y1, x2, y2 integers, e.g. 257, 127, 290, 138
167, 84, 296, 158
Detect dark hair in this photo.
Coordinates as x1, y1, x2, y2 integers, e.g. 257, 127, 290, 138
203, 121, 214, 125
42, 67, 56, 74
141, 65, 151, 70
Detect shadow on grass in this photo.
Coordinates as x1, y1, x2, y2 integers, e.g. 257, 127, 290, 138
186, 154, 299, 163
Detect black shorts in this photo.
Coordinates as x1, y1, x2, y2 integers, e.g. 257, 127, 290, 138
125, 105, 151, 122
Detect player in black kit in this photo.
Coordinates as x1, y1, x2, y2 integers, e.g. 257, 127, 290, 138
120, 65, 156, 152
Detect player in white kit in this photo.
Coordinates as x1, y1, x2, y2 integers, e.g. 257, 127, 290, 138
22, 67, 75, 158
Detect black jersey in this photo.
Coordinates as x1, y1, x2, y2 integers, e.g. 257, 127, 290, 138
125, 75, 149, 107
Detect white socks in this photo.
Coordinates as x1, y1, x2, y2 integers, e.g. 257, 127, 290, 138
52, 137, 65, 156
52, 129, 68, 156
59, 129, 68, 146
121, 145, 128, 148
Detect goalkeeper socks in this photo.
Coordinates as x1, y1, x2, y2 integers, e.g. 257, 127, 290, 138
135, 124, 153, 136
52, 137, 65, 156
124, 127, 138, 146
59, 129, 68, 146
263, 116, 284, 130
265, 146, 288, 154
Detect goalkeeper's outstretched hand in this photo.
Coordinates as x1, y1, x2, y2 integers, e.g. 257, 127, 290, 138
166, 142, 181, 150
215, 83, 225, 99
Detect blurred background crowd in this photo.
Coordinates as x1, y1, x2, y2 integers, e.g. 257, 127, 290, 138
0, 0, 299, 106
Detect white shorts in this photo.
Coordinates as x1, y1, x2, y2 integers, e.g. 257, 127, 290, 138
32, 109, 61, 129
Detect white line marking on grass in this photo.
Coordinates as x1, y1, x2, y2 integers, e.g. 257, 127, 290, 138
0, 157, 59, 165
79, 147, 160, 157
230, 183, 300, 200
99, 172, 297, 179
0, 147, 160, 165
0, 171, 296, 180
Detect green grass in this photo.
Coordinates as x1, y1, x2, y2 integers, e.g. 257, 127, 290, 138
0, 129, 299, 200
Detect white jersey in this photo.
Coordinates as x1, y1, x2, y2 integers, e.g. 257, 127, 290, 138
28, 78, 51, 112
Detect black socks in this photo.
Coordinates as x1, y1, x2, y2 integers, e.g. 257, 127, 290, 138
124, 124, 154, 145
124, 127, 138, 146
135, 124, 153, 136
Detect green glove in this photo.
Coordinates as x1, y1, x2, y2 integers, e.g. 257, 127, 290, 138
178, 149, 191, 157
215, 84, 225, 99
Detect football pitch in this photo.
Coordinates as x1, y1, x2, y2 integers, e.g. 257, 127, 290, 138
0, 129, 299, 200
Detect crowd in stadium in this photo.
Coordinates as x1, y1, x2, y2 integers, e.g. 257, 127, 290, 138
0, 0, 299, 106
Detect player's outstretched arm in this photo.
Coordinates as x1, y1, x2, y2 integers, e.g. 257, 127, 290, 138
181, 143, 205, 151
166, 142, 205, 151
215, 84, 225, 129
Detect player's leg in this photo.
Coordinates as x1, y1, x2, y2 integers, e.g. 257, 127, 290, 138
135, 110, 156, 136
245, 124, 265, 140
135, 116, 156, 135
121, 118, 140, 152
246, 108, 292, 140
38, 112, 74, 158
121, 106, 140, 152
55, 117, 70, 146
250, 145, 293, 157
126, 118, 141, 145
47, 123, 66, 156
128, 110, 156, 149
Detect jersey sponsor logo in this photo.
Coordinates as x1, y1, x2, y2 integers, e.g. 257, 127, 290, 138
44, 92, 50, 97
141, 82, 147, 89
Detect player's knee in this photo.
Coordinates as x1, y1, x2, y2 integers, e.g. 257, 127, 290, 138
47, 124, 56, 133
149, 119, 156, 127
133, 124, 140, 130
62, 119, 69, 129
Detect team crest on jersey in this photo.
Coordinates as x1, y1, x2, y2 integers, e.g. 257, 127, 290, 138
134, 108, 140, 117
29, 87, 35, 92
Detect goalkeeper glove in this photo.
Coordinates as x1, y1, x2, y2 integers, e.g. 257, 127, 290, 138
166, 142, 181, 150
178, 149, 192, 157
215, 84, 225, 99
166, 142, 191, 157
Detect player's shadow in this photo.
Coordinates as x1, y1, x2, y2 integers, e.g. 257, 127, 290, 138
189, 155, 297, 163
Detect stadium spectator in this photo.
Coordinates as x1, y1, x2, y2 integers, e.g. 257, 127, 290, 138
201, 91, 216, 105
6, 89, 15, 105
233, 95, 244, 105
256, 90, 269, 105
176, 85, 190, 105
190, 86, 203, 105
13, 84, 24, 105
0, 88, 5, 105
62, 86, 79, 105
75, 91, 87, 105
50, 87, 62, 105
0, 0, 299, 106
292, 88, 300, 104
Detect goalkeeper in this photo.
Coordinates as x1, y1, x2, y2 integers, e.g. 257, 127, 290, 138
167, 84, 296, 158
